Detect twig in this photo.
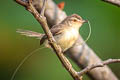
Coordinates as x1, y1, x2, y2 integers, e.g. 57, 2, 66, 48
78, 59, 120, 76
40, 0, 46, 16
17, 29, 120, 79
15, 0, 81, 80
102, 0, 120, 7
15, 0, 120, 80
15, 0, 28, 7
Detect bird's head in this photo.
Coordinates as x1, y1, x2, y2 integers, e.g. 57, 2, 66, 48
62, 14, 87, 29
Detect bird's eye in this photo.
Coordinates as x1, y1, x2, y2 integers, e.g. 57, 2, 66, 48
73, 19, 77, 22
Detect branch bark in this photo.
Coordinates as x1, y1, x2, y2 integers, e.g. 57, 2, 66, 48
15, 0, 119, 80
102, 0, 120, 7
17, 29, 120, 79
78, 59, 120, 77
15, 0, 81, 80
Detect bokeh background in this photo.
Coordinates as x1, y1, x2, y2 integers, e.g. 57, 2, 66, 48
0, 0, 120, 80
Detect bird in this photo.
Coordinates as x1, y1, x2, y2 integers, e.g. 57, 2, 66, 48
17, 14, 87, 52
12, 14, 87, 80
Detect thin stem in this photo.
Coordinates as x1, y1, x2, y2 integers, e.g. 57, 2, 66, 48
15, 0, 81, 80
78, 59, 120, 76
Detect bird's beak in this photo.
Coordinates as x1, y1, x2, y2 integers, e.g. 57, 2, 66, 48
82, 20, 88, 23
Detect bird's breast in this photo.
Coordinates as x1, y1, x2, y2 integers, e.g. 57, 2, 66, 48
55, 28, 79, 51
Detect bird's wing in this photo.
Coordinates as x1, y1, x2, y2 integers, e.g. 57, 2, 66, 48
16, 29, 44, 39
50, 24, 65, 36
40, 24, 65, 45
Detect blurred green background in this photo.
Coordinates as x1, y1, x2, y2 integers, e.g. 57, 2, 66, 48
0, 0, 120, 80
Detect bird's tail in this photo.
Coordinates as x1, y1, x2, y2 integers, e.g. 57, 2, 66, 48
16, 29, 45, 39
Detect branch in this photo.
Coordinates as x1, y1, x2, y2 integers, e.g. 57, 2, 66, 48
17, 29, 120, 79
15, 0, 119, 80
40, 0, 46, 16
102, 0, 120, 7
78, 59, 120, 76
15, 0, 81, 80
15, 0, 28, 7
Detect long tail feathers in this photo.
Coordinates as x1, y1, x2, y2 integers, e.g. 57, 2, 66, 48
16, 29, 44, 39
